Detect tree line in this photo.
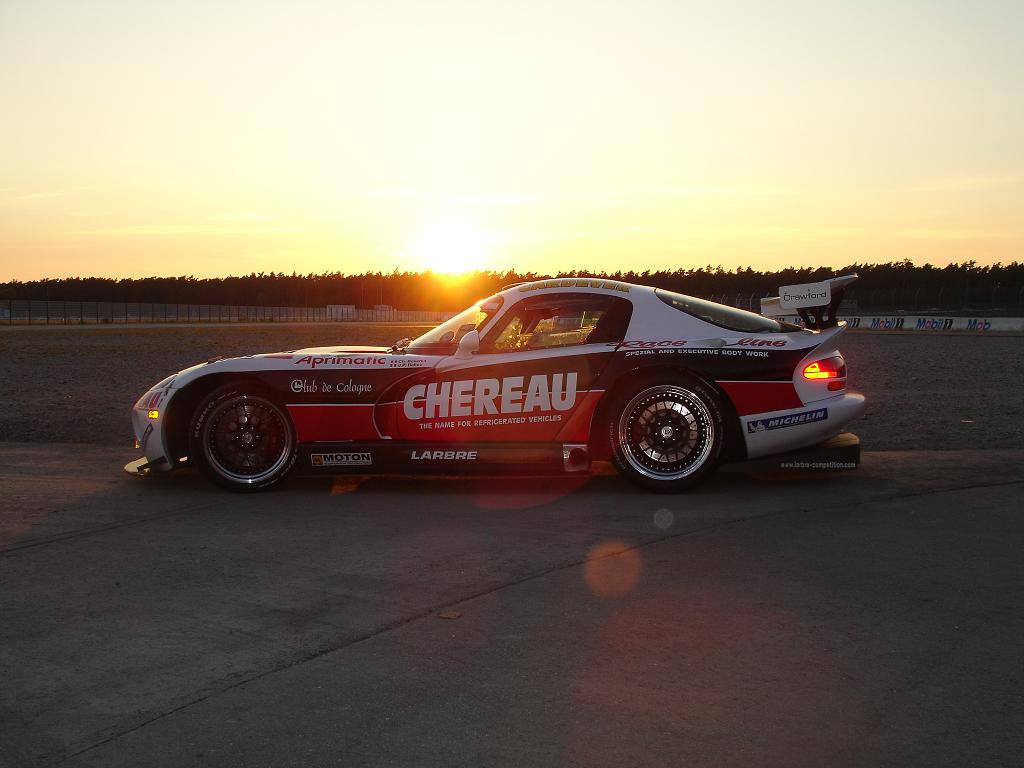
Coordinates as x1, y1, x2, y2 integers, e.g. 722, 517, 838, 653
3, 260, 1023, 312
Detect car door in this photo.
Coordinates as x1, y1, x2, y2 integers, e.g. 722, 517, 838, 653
393, 292, 632, 442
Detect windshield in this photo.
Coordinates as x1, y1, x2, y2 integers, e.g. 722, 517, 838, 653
407, 296, 502, 353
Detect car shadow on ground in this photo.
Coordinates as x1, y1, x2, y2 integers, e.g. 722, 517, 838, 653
153, 458, 871, 501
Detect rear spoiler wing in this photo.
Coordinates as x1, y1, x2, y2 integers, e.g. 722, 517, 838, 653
760, 274, 858, 330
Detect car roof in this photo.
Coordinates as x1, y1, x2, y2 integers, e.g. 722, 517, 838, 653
496, 277, 655, 301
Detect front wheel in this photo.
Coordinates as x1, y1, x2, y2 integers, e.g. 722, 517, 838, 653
609, 378, 723, 492
189, 384, 297, 492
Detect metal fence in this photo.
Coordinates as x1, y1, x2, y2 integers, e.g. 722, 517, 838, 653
5, 286, 1023, 326
0, 300, 455, 325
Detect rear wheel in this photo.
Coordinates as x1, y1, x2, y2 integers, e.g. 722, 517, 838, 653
609, 377, 723, 492
189, 384, 297, 492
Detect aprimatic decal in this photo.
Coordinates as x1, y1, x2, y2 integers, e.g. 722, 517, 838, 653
292, 354, 431, 369
747, 408, 828, 434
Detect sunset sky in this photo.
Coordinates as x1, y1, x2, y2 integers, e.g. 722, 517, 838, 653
1, 0, 1021, 280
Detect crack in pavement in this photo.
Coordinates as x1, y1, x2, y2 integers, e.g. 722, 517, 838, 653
0, 500, 227, 556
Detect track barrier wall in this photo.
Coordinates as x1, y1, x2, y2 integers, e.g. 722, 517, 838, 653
2, 300, 1021, 332
771, 315, 1024, 332
0, 300, 454, 325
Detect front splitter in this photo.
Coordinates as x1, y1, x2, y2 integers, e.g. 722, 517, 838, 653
123, 456, 170, 477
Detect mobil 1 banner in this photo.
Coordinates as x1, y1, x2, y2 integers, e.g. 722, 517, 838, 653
776, 316, 1024, 332
861, 316, 1024, 332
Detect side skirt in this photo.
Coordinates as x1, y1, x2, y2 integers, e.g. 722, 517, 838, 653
297, 442, 592, 476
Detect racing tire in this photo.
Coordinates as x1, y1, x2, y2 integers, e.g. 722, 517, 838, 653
608, 376, 724, 493
188, 384, 297, 492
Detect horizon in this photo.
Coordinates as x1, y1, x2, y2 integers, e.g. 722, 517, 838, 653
3, 258, 1023, 287
2, 1, 1022, 281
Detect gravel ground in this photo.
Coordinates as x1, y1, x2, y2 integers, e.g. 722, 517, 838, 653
1, 324, 1021, 450
0, 323, 431, 447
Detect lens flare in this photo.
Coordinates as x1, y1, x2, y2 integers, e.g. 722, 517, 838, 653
584, 539, 643, 598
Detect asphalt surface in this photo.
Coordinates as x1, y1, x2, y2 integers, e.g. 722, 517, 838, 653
2, 445, 1022, 767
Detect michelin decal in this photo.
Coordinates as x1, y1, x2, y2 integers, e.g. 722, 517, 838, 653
747, 408, 828, 434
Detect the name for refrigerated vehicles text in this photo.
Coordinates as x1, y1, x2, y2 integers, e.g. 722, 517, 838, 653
403, 373, 578, 420
291, 378, 373, 394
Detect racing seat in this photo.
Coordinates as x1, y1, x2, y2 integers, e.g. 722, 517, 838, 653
585, 304, 631, 344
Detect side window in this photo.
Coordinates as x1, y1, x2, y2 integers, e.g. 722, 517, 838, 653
483, 293, 632, 353
654, 288, 800, 333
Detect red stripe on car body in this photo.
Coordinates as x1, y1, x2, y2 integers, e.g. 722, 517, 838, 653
286, 404, 379, 442
716, 381, 803, 416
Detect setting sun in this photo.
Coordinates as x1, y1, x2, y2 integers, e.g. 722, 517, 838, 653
406, 214, 493, 275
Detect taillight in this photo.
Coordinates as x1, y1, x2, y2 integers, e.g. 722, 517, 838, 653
803, 356, 846, 390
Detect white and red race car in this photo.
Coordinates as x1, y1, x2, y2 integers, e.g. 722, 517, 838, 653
128, 275, 865, 492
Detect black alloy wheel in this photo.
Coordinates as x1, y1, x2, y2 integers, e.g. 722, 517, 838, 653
190, 386, 297, 492
609, 378, 723, 492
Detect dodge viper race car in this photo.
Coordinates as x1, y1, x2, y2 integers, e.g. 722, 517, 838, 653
127, 275, 865, 492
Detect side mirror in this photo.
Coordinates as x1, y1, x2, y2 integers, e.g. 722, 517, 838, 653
455, 329, 480, 359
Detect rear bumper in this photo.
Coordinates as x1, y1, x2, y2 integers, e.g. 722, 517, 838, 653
741, 392, 865, 459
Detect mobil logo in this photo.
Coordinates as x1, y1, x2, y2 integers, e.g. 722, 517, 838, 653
869, 317, 905, 330
403, 373, 579, 420
966, 318, 992, 332
915, 318, 954, 331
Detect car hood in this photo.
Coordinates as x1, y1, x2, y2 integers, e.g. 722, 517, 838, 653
167, 346, 439, 389
288, 345, 390, 354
